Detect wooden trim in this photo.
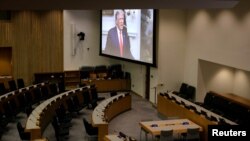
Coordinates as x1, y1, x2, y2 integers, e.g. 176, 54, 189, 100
157, 94, 216, 141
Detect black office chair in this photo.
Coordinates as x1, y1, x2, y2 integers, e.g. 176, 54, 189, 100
0, 112, 9, 131
173, 83, 188, 95
160, 130, 174, 141
186, 86, 196, 102
88, 87, 99, 109
52, 116, 70, 141
181, 128, 200, 141
49, 83, 58, 96
17, 78, 25, 89
140, 119, 153, 141
58, 81, 65, 93
156, 129, 174, 141
83, 118, 98, 141
66, 98, 81, 114
82, 89, 91, 108
55, 104, 72, 124
8, 80, 17, 91
17, 122, 31, 141
41, 85, 50, 100
110, 91, 117, 97
0, 82, 7, 95
32, 87, 42, 103
17, 92, 27, 112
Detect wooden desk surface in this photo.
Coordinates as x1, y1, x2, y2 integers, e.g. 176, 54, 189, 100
139, 119, 202, 136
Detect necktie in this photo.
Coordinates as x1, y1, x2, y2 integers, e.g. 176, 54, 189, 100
119, 30, 123, 57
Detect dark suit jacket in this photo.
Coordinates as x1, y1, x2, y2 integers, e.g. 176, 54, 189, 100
104, 27, 134, 59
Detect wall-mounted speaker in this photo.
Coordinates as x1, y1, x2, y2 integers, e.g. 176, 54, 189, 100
77, 32, 85, 41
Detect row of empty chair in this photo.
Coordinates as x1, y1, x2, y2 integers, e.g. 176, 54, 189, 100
157, 92, 236, 141
173, 82, 196, 102
161, 92, 236, 125
0, 78, 25, 95
92, 92, 131, 141
0, 80, 68, 139
24, 85, 100, 140
80, 64, 131, 80
196, 91, 250, 126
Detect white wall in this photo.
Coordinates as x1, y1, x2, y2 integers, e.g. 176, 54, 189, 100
184, 5, 250, 101
152, 10, 186, 103
198, 60, 250, 101
63, 10, 113, 70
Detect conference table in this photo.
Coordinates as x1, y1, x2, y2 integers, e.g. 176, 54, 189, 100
139, 119, 202, 136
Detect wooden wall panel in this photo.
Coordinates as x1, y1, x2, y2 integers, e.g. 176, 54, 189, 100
0, 47, 12, 76
0, 21, 12, 46
0, 10, 63, 85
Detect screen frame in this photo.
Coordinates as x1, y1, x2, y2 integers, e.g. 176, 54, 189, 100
99, 9, 157, 67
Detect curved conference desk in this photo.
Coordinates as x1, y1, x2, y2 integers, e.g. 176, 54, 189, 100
157, 91, 236, 141
92, 93, 132, 141
25, 86, 89, 140
0, 82, 46, 114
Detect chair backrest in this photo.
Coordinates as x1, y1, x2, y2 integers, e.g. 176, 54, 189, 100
203, 92, 214, 107
179, 83, 188, 94
8, 80, 17, 91
186, 128, 200, 140
186, 86, 196, 101
82, 90, 90, 104
94, 65, 107, 74
0, 82, 6, 95
90, 87, 98, 100
58, 81, 65, 93
17, 122, 25, 139
159, 129, 174, 141
83, 118, 98, 135
17, 78, 25, 89
80, 66, 95, 79
49, 83, 58, 96
110, 91, 117, 97
41, 85, 49, 99
17, 122, 24, 132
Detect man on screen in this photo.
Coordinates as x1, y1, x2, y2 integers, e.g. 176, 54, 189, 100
104, 10, 134, 59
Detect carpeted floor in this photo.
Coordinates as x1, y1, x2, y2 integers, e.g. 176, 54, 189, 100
1, 92, 164, 141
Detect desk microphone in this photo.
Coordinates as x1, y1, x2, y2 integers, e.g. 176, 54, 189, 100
119, 132, 126, 138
